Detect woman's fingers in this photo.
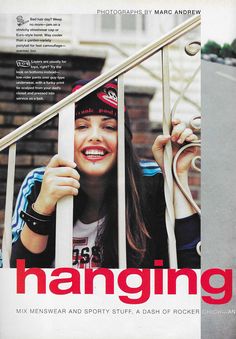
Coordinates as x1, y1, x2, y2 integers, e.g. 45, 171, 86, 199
152, 119, 199, 170
46, 155, 80, 181
56, 186, 79, 197
48, 154, 77, 169
43, 168, 80, 200
185, 134, 198, 142
172, 118, 181, 126
55, 177, 80, 189
46, 166, 80, 181
152, 135, 171, 169
152, 119, 199, 177
42, 180, 79, 204
171, 120, 198, 144
176, 128, 194, 144
152, 135, 171, 151
34, 155, 80, 215
153, 125, 198, 153
171, 122, 186, 142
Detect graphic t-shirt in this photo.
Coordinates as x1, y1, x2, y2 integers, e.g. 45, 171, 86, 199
72, 218, 104, 268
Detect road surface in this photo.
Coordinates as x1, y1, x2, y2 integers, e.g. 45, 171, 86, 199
202, 60, 236, 339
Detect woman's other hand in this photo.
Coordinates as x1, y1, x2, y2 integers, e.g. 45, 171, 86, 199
152, 119, 199, 175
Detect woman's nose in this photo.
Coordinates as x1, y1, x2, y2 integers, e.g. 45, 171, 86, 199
88, 126, 102, 141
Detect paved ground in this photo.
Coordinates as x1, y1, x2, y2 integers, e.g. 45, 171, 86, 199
201, 60, 236, 339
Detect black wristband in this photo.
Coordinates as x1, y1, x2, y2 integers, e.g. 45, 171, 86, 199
20, 208, 52, 235
29, 204, 53, 221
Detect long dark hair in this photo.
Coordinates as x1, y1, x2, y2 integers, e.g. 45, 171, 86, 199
75, 129, 149, 268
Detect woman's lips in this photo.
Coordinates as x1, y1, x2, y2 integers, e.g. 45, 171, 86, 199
81, 147, 110, 162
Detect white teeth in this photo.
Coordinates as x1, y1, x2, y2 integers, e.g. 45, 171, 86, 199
84, 149, 105, 156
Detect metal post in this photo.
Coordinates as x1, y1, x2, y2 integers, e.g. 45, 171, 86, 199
2, 143, 16, 268
55, 103, 75, 267
161, 47, 178, 268
117, 75, 127, 268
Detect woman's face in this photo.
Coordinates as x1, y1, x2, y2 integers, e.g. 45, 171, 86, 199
74, 115, 117, 177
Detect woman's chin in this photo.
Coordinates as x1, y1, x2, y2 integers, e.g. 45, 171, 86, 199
75, 155, 116, 177
77, 162, 113, 178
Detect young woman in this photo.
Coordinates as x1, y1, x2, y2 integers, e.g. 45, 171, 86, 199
10, 80, 200, 268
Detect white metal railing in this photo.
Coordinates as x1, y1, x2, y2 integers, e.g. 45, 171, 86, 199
2, 144, 16, 267
161, 46, 177, 267
0, 15, 201, 268
79, 40, 200, 111
55, 103, 75, 267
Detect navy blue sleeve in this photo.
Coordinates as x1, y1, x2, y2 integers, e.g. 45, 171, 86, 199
141, 161, 200, 268
10, 167, 55, 268
10, 235, 55, 268
175, 213, 200, 268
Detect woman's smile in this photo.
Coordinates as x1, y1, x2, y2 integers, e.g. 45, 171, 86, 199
81, 145, 111, 162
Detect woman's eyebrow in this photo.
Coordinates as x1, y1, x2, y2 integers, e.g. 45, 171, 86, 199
77, 117, 90, 121
102, 117, 116, 121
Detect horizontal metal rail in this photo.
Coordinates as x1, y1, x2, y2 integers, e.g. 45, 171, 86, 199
80, 40, 200, 111
0, 15, 200, 152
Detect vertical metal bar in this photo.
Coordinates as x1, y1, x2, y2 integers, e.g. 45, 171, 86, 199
2, 143, 16, 268
161, 46, 178, 268
117, 75, 127, 268
55, 103, 74, 267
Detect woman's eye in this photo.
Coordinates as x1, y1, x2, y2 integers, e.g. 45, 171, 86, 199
104, 125, 117, 131
76, 125, 88, 130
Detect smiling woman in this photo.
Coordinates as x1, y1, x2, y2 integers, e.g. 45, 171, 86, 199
10, 79, 200, 269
